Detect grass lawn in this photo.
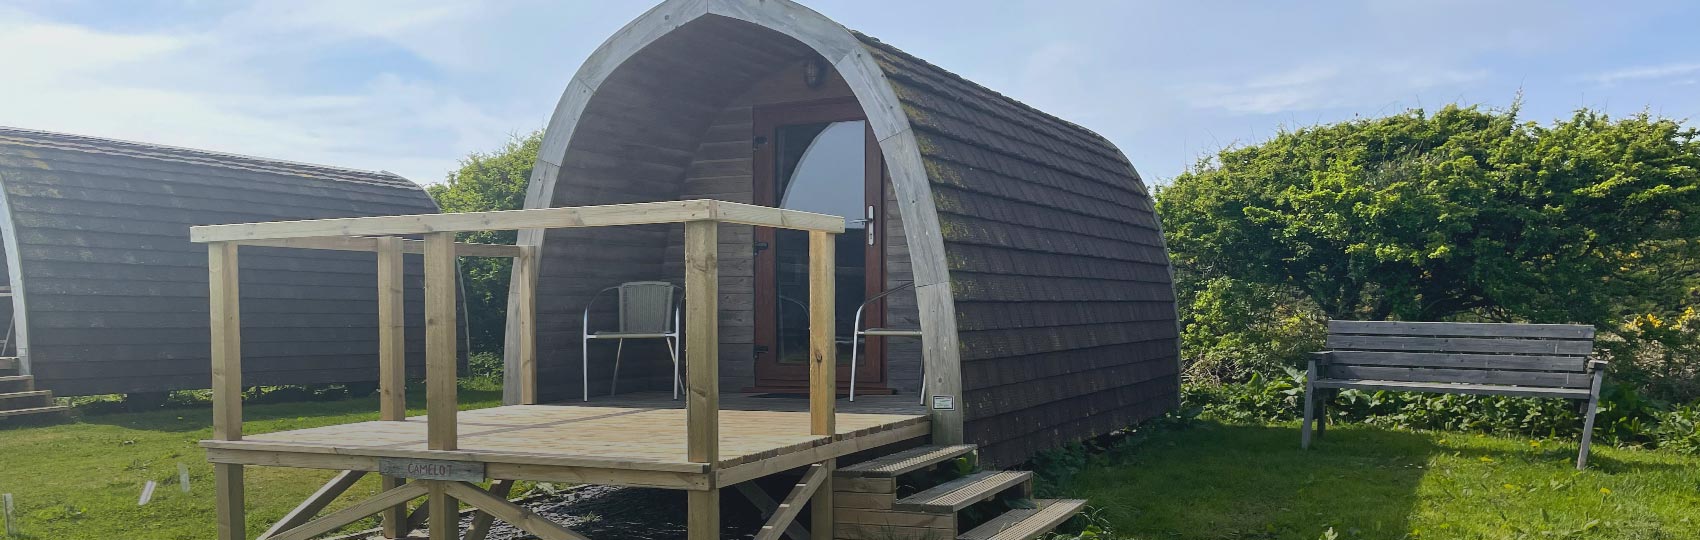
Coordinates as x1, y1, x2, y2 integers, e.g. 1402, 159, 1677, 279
1050, 421, 1700, 540
0, 380, 505, 540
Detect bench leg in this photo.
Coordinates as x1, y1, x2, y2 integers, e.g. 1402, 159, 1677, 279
1577, 371, 1605, 470
1315, 389, 1331, 439
1301, 360, 1316, 449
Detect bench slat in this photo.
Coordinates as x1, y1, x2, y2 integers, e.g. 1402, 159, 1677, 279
1327, 334, 1593, 356
1324, 351, 1587, 373
1328, 320, 1594, 339
1323, 364, 1594, 389
1312, 379, 1593, 399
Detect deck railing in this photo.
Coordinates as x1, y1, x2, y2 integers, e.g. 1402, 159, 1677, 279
191, 199, 845, 540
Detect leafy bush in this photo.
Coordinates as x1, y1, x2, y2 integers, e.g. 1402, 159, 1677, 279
1159, 103, 1700, 405
1179, 278, 1323, 384
426, 131, 539, 355
468, 351, 504, 379
1652, 401, 1700, 454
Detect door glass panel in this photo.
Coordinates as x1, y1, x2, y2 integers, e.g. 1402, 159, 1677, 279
773, 120, 866, 366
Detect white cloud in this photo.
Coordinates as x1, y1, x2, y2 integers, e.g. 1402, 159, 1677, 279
0, 3, 523, 184
1589, 62, 1700, 85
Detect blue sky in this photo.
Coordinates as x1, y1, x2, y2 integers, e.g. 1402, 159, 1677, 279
2, 0, 1696, 185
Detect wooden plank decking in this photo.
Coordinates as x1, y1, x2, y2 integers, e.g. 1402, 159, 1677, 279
202, 392, 926, 490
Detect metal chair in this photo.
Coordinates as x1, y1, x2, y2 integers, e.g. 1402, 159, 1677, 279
849, 282, 924, 402
582, 281, 682, 402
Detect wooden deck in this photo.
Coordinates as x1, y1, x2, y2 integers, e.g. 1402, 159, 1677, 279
202, 392, 927, 490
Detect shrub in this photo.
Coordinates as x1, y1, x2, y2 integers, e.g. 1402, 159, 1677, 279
468, 351, 504, 379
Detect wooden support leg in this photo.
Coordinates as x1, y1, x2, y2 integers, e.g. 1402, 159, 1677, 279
465, 480, 515, 540
684, 220, 720, 467
428, 481, 456, 540
424, 232, 459, 452
1315, 389, 1331, 439
1301, 360, 1317, 449
689, 489, 720, 540
215, 464, 245, 540
734, 483, 810, 540
754, 463, 827, 540
1577, 370, 1605, 470
809, 459, 833, 540
381, 477, 408, 539
209, 242, 246, 540
258, 470, 366, 540
444, 481, 586, 540
270, 482, 429, 540
405, 500, 430, 536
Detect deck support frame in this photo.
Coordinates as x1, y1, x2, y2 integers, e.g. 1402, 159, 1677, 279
195, 200, 848, 540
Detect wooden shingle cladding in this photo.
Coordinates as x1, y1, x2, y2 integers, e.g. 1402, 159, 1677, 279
856, 36, 1180, 466
517, 0, 1179, 466
0, 127, 455, 396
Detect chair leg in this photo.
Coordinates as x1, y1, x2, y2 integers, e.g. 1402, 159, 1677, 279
1578, 397, 1601, 470
582, 334, 590, 402
919, 368, 927, 406
610, 338, 625, 397
1301, 381, 1316, 449
665, 336, 682, 400
1315, 389, 1331, 439
849, 335, 861, 402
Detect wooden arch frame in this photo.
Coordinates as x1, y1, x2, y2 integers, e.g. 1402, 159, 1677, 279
0, 173, 30, 375
503, 0, 965, 443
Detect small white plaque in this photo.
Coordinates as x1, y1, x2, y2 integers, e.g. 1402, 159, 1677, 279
930, 395, 956, 411
378, 458, 487, 482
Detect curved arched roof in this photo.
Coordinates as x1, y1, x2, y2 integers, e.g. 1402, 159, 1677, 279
516, 0, 1178, 464
0, 126, 444, 394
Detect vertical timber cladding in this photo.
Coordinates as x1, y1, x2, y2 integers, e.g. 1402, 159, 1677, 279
521, 0, 1180, 464
0, 127, 455, 396
658, 58, 923, 394
528, 16, 820, 402
855, 38, 1182, 466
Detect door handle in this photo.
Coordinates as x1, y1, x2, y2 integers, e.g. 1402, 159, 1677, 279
863, 205, 875, 246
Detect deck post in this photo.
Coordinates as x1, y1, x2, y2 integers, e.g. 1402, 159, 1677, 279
427, 482, 455, 540
424, 233, 458, 540
208, 241, 245, 540
423, 232, 458, 450
514, 245, 539, 405
375, 236, 408, 538
684, 220, 720, 540
807, 231, 836, 538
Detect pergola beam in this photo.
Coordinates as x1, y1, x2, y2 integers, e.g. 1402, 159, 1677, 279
235, 236, 524, 258
191, 199, 844, 242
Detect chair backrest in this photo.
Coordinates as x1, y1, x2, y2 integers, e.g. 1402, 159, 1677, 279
617, 281, 677, 334
1323, 320, 1597, 388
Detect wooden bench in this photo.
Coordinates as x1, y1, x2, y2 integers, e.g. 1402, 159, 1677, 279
1304, 320, 1606, 469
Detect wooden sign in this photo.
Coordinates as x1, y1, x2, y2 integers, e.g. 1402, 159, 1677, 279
378, 458, 486, 482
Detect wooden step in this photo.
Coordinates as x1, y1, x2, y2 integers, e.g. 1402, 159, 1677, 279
958, 499, 1087, 540
838, 445, 977, 478
0, 404, 69, 419
895, 470, 1032, 513
0, 375, 32, 392
0, 390, 51, 403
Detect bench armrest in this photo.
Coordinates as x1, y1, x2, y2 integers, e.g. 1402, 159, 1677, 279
1587, 359, 1609, 372
1308, 351, 1333, 364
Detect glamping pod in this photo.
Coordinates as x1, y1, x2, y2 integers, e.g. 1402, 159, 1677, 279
0, 127, 453, 406
510, 0, 1180, 466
